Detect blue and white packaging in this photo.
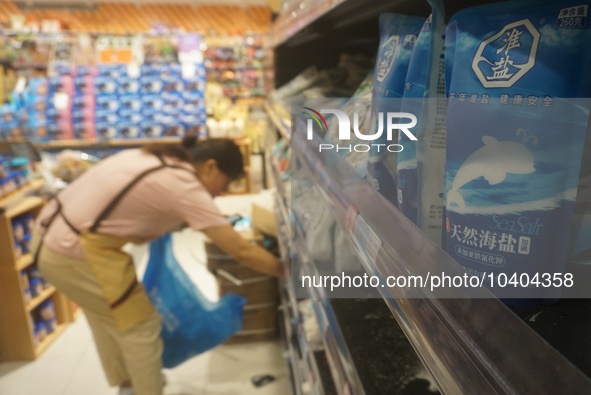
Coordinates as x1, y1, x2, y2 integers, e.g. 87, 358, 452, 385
94, 77, 118, 95
397, 16, 433, 225
444, 0, 591, 299
96, 124, 118, 140
141, 110, 161, 124
120, 95, 142, 111
161, 117, 186, 137
118, 78, 141, 95
140, 64, 159, 77
97, 65, 125, 79
96, 95, 120, 112
118, 123, 142, 139
140, 77, 163, 94
142, 95, 164, 111
141, 123, 165, 138
399, 0, 447, 245
183, 77, 205, 92
119, 110, 143, 124
367, 13, 426, 207
162, 76, 184, 93
95, 110, 119, 124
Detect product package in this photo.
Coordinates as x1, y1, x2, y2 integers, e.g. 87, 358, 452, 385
367, 13, 426, 207
398, 0, 447, 244
323, 72, 374, 177
397, 16, 432, 225
444, 0, 591, 299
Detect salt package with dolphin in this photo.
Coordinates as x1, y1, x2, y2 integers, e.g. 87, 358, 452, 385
444, 0, 591, 300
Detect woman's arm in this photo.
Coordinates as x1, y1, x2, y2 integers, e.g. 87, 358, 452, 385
203, 224, 285, 278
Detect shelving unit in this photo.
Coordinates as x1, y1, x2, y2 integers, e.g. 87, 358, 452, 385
268, 1, 591, 394
0, 184, 75, 361
204, 35, 271, 100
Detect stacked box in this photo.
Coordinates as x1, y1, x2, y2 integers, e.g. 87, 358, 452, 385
205, 233, 279, 344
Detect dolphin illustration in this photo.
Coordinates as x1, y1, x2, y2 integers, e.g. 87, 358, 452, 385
448, 135, 536, 208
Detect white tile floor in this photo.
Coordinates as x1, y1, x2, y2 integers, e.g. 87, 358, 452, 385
0, 317, 291, 395
0, 193, 291, 395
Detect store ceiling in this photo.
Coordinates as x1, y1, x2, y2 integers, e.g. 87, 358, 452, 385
16, 0, 269, 5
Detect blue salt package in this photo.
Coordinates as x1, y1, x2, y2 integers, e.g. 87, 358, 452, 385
367, 13, 426, 207
444, 0, 591, 299
405, 0, 447, 245
397, 16, 433, 225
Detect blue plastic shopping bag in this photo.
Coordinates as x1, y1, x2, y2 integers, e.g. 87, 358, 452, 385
143, 233, 246, 368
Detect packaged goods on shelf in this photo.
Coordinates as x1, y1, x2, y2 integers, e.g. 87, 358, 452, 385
324, 72, 374, 177
367, 13, 426, 208
444, 0, 591, 300
400, 0, 447, 246
397, 16, 432, 226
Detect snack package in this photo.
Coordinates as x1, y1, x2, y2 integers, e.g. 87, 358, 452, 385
444, 0, 591, 299
367, 13, 426, 207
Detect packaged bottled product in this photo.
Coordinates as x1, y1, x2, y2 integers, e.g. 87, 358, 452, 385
444, 0, 591, 300
367, 13, 426, 207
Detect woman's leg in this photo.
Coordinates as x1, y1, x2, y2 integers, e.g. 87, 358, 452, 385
38, 244, 163, 395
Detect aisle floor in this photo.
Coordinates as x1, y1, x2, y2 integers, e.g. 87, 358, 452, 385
0, 316, 290, 395
0, 206, 291, 395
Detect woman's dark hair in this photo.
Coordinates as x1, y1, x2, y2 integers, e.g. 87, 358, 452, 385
142, 136, 245, 180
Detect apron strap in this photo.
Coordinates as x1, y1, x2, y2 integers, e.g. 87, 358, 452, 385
88, 154, 169, 233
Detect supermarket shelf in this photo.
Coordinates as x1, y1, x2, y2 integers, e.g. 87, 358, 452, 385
292, 230, 365, 395
16, 254, 34, 272
270, 0, 347, 47
290, 128, 591, 394
0, 179, 45, 215
4, 196, 44, 219
270, 0, 431, 48
27, 286, 57, 312
265, 101, 291, 142
34, 323, 68, 357
35, 136, 253, 151
34, 137, 183, 150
